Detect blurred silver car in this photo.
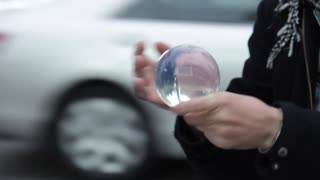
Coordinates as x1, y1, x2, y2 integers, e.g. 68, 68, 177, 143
0, 0, 259, 179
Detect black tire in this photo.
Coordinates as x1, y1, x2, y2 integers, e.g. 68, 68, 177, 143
49, 83, 152, 180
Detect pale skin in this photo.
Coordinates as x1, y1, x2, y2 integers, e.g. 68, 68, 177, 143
134, 41, 283, 150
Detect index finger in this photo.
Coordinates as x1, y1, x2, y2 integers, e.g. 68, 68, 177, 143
135, 41, 145, 55
171, 93, 220, 115
135, 55, 149, 75
155, 42, 170, 55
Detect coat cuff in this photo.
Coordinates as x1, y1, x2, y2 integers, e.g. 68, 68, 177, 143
261, 102, 309, 156
255, 102, 311, 176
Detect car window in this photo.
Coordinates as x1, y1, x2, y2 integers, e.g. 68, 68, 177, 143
114, 0, 261, 23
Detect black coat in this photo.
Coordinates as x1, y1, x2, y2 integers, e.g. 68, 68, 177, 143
174, 0, 320, 179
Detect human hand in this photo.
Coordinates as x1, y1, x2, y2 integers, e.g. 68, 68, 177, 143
134, 41, 171, 109
172, 92, 283, 150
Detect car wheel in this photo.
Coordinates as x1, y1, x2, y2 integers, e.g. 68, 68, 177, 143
50, 83, 152, 180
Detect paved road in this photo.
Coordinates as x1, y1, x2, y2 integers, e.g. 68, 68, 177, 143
0, 159, 196, 180
149, 159, 197, 180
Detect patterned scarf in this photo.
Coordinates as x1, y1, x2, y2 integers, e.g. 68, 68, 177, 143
267, 0, 320, 69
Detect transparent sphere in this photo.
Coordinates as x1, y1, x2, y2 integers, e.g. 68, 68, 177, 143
154, 45, 220, 107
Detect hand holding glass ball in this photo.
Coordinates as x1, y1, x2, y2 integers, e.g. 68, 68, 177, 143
155, 45, 220, 107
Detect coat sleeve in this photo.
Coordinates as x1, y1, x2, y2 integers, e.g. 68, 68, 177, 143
256, 101, 320, 179
174, 0, 280, 179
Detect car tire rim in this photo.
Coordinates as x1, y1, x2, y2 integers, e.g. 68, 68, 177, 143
57, 98, 149, 175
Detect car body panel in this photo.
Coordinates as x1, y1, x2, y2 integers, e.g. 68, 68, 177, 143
0, 0, 255, 158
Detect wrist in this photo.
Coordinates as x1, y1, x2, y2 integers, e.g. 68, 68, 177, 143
259, 107, 283, 152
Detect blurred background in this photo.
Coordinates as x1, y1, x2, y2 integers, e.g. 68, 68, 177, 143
0, 0, 260, 179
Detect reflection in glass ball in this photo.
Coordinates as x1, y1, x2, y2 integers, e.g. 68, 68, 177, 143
154, 45, 220, 107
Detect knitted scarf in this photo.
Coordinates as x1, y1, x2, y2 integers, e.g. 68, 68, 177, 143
266, 0, 320, 69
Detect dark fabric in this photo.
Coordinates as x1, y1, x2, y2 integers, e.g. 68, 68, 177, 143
174, 0, 320, 179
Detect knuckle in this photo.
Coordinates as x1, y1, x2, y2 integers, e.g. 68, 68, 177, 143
214, 138, 233, 149
217, 126, 231, 138
217, 92, 231, 105
184, 116, 199, 127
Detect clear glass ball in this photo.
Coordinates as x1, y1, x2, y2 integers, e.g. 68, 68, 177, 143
154, 45, 220, 107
